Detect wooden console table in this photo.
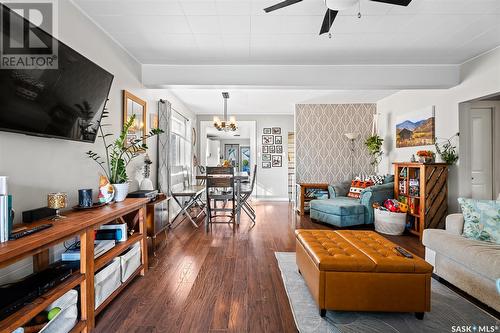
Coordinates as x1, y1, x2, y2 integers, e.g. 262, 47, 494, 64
0, 198, 149, 333
296, 183, 329, 216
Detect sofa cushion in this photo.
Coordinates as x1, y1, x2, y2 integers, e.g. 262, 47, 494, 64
458, 197, 500, 244
423, 229, 500, 281
347, 180, 374, 199
310, 197, 364, 215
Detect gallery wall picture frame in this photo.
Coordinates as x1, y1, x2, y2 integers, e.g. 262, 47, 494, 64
262, 162, 271, 168
262, 135, 274, 145
262, 154, 271, 162
268, 146, 275, 153
275, 136, 282, 144
272, 155, 282, 167
272, 127, 281, 135
262, 146, 269, 153
263, 128, 271, 134
276, 145, 283, 154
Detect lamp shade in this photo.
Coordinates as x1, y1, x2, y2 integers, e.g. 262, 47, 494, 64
344, 132, 360, 140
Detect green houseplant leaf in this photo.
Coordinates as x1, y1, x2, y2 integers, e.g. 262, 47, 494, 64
365, 135, 384, 167
87, 112, 163, 184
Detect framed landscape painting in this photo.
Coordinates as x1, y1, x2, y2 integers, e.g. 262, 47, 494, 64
396, 106, 436, 148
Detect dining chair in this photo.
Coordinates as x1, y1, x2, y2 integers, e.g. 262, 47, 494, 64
239, 165, 257, 227
205, 167, 235, 230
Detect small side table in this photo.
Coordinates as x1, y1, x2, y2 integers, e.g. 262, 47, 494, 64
146, 193, 171, 256
296, 183, 329, 216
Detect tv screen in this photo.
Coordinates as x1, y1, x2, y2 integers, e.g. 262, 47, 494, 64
0, 4, 114, 143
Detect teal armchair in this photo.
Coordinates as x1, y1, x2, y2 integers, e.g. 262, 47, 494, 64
311, 178, 394, 228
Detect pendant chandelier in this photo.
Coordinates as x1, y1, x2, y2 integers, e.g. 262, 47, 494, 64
213, 92, 237, 132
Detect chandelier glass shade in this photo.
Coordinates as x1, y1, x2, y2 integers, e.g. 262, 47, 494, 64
213, 92, 237, 132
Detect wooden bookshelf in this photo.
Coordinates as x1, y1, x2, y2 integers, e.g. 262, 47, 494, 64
393, 162, 448, 240
0, 198, 149, 333
295, 183, 329, 216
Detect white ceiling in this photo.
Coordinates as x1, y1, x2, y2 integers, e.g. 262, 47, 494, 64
169, 88, 396, 114
73, 0, 500, 65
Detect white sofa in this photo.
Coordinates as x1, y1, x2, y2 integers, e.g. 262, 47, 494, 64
422, 213, 500, 312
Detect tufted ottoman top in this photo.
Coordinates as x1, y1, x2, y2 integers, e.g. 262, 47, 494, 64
295, 230, 432, 273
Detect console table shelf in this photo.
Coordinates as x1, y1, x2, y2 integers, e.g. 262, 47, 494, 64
0, 198, 149, 333
296, 183, 329, 216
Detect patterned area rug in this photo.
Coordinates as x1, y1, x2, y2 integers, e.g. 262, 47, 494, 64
275, 252, 499, 333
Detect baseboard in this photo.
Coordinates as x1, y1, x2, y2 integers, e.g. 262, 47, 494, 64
254, 197, 290, 202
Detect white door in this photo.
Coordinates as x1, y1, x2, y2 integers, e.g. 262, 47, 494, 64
470, 108, 493, 199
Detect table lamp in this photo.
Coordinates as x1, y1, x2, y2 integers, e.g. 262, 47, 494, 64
48, 192, 67, 220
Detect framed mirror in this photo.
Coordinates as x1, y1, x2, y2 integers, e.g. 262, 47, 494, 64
123, 90, 147, 149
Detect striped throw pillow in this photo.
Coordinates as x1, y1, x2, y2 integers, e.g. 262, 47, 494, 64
347, 180, 375, 199
356, 174, 385, 185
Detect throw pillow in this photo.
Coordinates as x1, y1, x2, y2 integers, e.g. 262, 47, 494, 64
347, 180, 374, 199
356, 174, 385, 185
458, 197, 500, 244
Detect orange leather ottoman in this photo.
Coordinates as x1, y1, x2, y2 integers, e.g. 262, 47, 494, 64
295, 230, 433, 319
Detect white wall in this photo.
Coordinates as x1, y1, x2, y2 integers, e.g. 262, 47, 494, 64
378, 47, 500, 212
0, 3, 196, 283
206, 138, 221, 166
198, 115, 294, 200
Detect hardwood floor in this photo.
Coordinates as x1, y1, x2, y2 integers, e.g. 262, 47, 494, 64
95, 202, 423, 333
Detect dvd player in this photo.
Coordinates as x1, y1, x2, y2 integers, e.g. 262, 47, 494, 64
127, 190, 158, 202
0, 262, 76, 320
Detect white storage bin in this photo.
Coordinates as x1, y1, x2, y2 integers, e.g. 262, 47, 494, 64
94, 258, 121, 309
374, 209, 407, 236
120, 242, 141, 283
37, 289, 78, 333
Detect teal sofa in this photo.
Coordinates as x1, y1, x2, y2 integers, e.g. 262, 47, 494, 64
310, 176, 394, 228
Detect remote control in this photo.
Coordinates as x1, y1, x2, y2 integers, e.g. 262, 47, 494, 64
9, 224, 53, 240
395, 246, 413, 258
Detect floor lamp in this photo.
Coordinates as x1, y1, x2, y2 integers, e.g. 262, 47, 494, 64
344, 132, 360, 179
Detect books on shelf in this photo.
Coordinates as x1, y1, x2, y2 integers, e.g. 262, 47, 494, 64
62, 240, 116, 261
409, 179, 420, 196
305, 189, 329, 200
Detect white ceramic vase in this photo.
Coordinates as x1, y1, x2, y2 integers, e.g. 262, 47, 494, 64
112, 183, 129, 202
140, 178, 154, 191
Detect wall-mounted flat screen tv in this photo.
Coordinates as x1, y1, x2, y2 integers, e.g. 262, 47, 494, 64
0, 4, 114, 143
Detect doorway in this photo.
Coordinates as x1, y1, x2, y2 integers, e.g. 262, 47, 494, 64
470, 108, 493, 199
459, 95, 500, 200
200, 121, 257, 175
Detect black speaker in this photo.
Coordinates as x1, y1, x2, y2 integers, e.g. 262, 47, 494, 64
22, 207, 56, 223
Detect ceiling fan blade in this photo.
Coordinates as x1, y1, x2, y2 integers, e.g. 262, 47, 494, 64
263, 0, 302, 13
319, 9, 338, 35
369, 0, 412, 6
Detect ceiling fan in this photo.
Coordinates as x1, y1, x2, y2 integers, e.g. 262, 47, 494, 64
263, 0, 412, 36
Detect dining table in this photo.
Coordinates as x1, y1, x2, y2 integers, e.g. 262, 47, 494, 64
195, 171, 249, 226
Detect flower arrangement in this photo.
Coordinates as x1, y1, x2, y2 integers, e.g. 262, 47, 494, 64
416, 150, 435, 163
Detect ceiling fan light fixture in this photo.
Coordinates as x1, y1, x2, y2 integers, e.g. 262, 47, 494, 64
325, 0, 358, 10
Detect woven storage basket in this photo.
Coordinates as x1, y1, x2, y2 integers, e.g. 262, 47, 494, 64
374, 209, 407, 236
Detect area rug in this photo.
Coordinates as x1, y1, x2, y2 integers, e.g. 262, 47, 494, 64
275, 252, 499, 333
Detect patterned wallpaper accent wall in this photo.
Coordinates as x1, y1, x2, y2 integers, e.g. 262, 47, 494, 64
296, 104, 376, 185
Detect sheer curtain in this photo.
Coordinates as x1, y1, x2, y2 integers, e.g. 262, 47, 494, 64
157, 99, 192, 221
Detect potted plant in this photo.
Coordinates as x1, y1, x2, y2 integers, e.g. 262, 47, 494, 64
242, 159, 250, 173
86, 112, 163, 202
435, 134, 459, 165
365, 135, 384, 167
416, 150, 435, 163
